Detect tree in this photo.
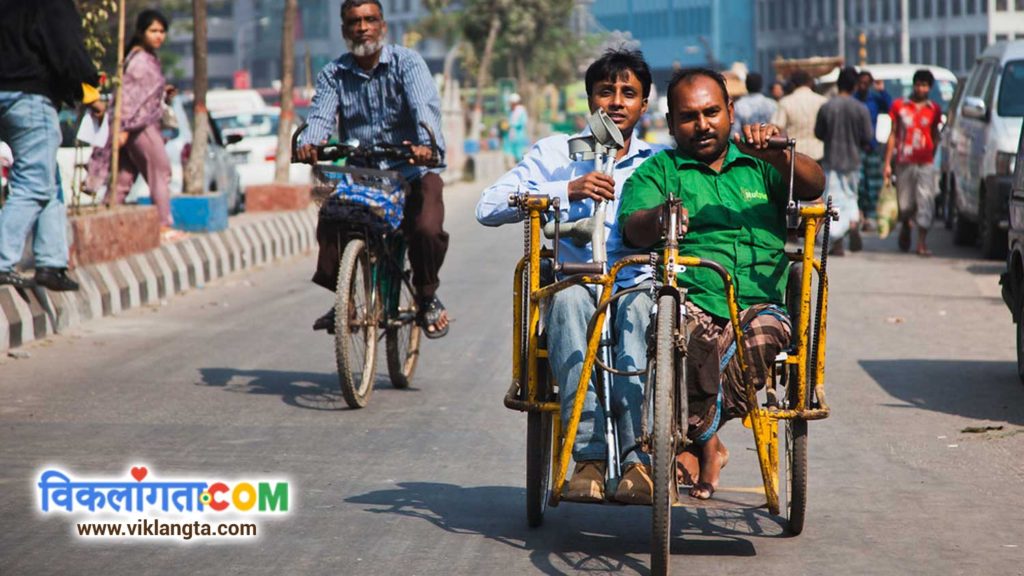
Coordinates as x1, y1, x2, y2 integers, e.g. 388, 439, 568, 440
421, 0, 588, 139
274, 0, 298, 183
183, 0, 208, 195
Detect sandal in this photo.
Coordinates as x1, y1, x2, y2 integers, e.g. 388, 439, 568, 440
418, 295, 449, 339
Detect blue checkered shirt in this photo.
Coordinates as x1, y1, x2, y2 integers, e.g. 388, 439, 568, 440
301, 44, 446, 181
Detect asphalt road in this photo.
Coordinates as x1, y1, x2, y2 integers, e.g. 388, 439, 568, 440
2, 183, 1023, 575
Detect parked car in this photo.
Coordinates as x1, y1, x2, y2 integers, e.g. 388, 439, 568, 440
939, 77, 968, 226
209, 107, 311, 191
999, 117, 1024, 383
205, 89, 267, 114
947, 41, 1024, 259
56, 95, 244, 213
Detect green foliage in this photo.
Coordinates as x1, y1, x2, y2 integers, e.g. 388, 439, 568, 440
76, 0, 213, 84
419, 0, 595, 91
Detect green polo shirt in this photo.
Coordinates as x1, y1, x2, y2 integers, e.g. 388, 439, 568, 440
617, 143, 787, 319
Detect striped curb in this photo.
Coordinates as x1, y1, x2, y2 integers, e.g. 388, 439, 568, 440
0, 206, 317, 354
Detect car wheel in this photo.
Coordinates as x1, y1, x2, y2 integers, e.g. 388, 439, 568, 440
951, 180, 977, 246
979, 189, 1008, 260
943, 174, 954, 230
1017, 288, 1024, 385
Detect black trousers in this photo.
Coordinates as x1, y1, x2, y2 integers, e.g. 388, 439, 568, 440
312, 172, 449, 299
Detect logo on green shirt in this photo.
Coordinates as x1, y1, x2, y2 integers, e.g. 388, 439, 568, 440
742, 188, 768, 202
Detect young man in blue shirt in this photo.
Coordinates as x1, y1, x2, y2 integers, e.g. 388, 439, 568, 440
477, 49, 665, 504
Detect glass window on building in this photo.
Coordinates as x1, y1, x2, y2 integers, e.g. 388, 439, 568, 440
938, 0, 947, 17
965, 35, 977, 67
923, 0, 933, 18
208, 39, 233, 55
996, 0, 1008, 11
966, 0, 976, 13
951, 36, 962, 72
937, 37, 948, 69
1017, 0, 1024, 10
910, 0, 918, 19
953, 0, 962, 16
998, 33, 1010, 42
301, 0, 329, 40
911, 38, 921, 62
981, 0, 988, 12
870, 0, 878, 21
883, 0, 892, 21
923, 37, 933, 64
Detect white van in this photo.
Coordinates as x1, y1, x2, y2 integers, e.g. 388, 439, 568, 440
947, 41, 1024, 258
205, 89, 268, 114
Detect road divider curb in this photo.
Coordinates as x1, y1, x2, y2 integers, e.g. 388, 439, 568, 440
0, 206, 317, 354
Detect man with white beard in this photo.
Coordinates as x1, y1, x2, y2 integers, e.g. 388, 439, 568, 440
297, 0, 451, 338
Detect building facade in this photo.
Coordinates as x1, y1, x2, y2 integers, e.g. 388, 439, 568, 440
755, 0, 1024, 79
588, 0, 755, 87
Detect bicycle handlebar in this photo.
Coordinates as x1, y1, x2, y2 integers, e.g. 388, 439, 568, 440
290, 121, 441, 167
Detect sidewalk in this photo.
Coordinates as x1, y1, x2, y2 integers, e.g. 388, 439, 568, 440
0, 151, 504, 355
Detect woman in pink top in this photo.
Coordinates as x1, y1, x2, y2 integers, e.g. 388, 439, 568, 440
87, 10, 176, 234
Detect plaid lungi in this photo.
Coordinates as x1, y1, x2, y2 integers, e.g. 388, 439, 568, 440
859, 148, 884, 218
684, 301, 792, 442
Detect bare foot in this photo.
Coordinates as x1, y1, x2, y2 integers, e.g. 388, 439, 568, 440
689, 434, 729, 500
676, 445, 700, 486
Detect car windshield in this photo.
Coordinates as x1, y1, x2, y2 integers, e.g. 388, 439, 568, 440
214, 113, 280, 138
882, 77, 957, 112
997, 60, 1024, 117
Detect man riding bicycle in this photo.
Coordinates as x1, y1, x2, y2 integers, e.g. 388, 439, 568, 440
296, 0, 450, 338
617, 68, 825, 500
478, 49, 667, 505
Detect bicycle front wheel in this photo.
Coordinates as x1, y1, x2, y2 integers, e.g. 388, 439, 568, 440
335, 239, 379, 408
651, 293, 679, 576
385, 255, 421, 389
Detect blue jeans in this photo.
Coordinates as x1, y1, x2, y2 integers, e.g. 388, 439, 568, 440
545, 284, 651, 466
0, 92, 67, 271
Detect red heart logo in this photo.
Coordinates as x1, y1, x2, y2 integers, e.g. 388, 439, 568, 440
130, 466, 148, 482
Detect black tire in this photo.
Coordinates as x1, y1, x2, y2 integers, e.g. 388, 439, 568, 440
335, 239, 379, 409
526, 361, 553, 528
1017, 292, 1024, 385
979, 190, 1008, 260
951, 181, 978, 246
385, 258, 421, 389
783, 378, 808, 535
943, 176, 955, 230
651, 294, 679, 576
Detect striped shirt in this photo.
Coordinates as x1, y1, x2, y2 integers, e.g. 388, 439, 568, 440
301, 44, 446, 181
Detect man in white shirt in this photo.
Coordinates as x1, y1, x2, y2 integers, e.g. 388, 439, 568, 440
477, 48, 666, 505
772, 70, 828, 163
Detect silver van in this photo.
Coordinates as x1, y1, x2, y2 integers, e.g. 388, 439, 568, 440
947, 41, 1024, 259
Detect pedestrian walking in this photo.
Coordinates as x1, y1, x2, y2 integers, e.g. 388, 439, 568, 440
772, 70, 828, 163
853, 70, 893, 230
883, 69, 942, 257
86, 10, 178, 240
503, 92, 529, 167
0, 0, 103, 290
815, 66, 874, 255
731, 72, 777, 139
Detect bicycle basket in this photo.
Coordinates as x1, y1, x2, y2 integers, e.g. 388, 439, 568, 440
312, 165, 407, 231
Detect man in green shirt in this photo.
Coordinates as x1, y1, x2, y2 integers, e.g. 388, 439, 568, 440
617, 67, 824, 500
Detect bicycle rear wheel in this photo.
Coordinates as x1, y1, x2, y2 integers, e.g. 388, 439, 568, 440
335, 239, 379, 408
651, 293, 679, 576
385, 253, 421, 389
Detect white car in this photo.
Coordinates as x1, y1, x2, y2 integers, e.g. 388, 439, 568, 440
209, 108, 311, 192
56, 96, 243, 213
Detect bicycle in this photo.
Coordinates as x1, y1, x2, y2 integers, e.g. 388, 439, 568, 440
292, 123, 439, 408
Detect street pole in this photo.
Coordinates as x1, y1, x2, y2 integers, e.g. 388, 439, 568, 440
107, 0, 127, 208
837, 0, 845, 63
900, 0, 910, 64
